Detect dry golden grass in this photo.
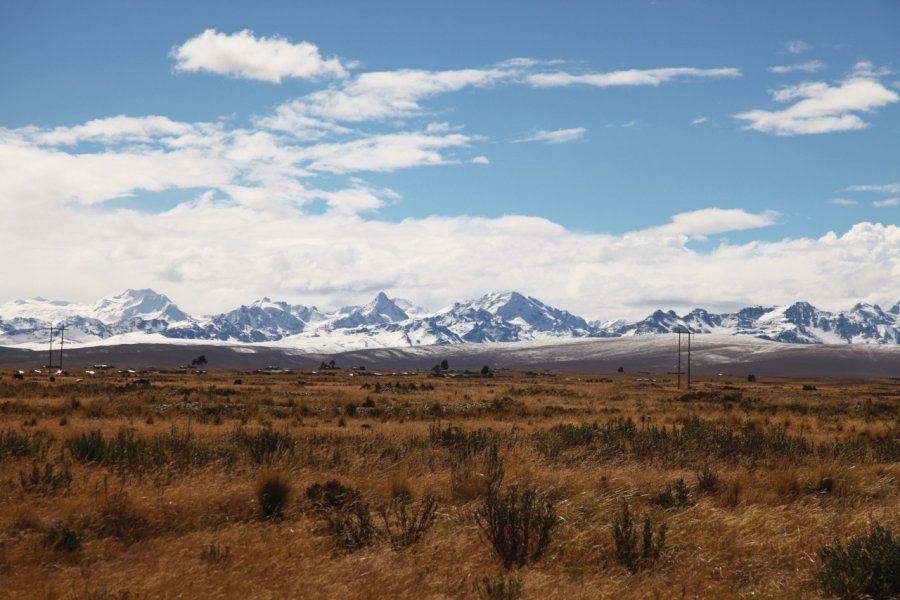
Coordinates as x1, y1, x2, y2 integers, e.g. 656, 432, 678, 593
0, 368, 897, 599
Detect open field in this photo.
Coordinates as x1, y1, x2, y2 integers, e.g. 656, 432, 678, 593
0, 367, 897, 599
3, 335, 900, 377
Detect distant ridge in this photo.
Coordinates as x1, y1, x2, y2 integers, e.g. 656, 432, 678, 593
2, 288, 900, 351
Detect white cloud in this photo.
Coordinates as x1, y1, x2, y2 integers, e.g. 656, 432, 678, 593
297, 132, 474, 173
846, 182, 900, 194
25, 115, 208, 146
1, 196, 898, 321
784, 40, 813, 55
264, 68, 511, 128
851, 61, 891, 79
526, 67, 741, 88
171, 29, 348, 83
735, 75, 899, 135
873, 198, 899, 208
637, 208, 780, 238
471, 155, 490, 164
830, 198, 858, 206
0, 114, 479, 210
691, 116, 709, 126
514, 127, 586, 144
769, 60, 826, 75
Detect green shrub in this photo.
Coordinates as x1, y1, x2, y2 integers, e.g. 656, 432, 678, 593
476, 485, 557, 569
0, 428, 52, 461
612, 503, 666, 572
818, 523, 900, 599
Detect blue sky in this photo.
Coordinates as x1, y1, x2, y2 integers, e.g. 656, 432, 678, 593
1, 1, 898, 318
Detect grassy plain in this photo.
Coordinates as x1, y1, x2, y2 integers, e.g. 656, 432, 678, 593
0, 366, 897, 599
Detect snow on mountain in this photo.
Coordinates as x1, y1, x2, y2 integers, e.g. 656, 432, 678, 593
391, 297, 428, 318
331, 292, 409, 328
430, 291, 594, 342
2, 288, 900, 350
89, 289, 190, 325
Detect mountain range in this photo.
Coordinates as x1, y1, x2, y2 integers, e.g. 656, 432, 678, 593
2, 288, 900, 352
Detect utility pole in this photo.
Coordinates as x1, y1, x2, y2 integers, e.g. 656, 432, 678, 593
47, 324, 54, 373
677, 330, 682, 388
57, 323, 67, 373
687, 329, 692, 389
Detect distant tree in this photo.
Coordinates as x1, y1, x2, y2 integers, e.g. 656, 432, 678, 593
196, 355, 208, 369
481, 365, 491, 377
747, 374, 757, 383
617, 367, 624, 373
440, 359, 449, 371
329, 359, 336, 369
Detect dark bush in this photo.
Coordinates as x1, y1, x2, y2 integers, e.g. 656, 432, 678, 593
43, 525, 82, 552
257, 469, 291, 520
818, 523, 900, 599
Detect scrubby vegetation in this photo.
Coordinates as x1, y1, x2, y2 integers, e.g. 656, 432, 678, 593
0, 367, 897, 597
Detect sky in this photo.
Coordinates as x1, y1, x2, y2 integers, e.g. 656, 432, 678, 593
1, 0, 899, 320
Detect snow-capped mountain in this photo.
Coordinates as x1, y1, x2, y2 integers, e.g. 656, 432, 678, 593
600, 301, 900, 345
2, 289, 900, 351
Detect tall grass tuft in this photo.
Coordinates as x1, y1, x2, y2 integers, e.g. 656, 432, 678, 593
379, 494, 439, 551
306, 480, 374, 550
476, 573, 523, 600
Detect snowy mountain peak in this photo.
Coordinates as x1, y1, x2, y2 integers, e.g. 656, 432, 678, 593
330, 292, 409, 329
362, 292, 408, 320
90, 289, 189, 324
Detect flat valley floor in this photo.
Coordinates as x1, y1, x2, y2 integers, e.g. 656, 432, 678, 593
0, 368, 897, 598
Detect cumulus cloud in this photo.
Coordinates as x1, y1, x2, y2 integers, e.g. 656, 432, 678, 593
526, 67, 741, 88
171, 29, 348, 83
735, 71, 899, 135
769, 60, 826, 75
514, 127, 586, 144
471, 155, 490, 164
637, 208, 780, 238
